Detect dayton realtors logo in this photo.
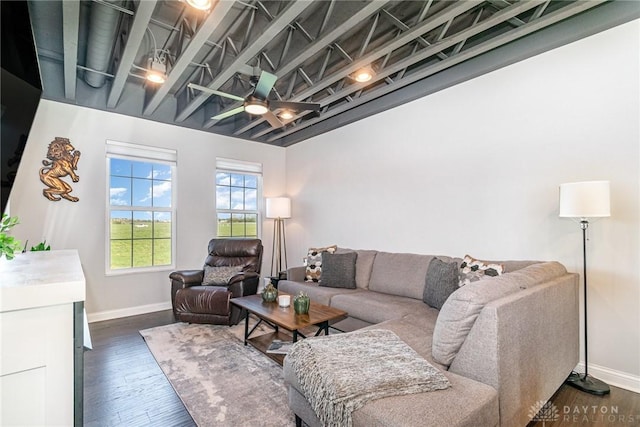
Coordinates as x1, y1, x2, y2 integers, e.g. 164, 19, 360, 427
562, 405, 636, 423
529, 401, 638, 424
529, 400, 560, 426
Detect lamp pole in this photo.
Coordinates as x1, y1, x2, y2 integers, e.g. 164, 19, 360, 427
560, 180, 611, 396
271, 216, 288, 276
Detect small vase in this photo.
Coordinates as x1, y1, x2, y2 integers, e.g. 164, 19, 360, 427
293, 293, 310, 314
262, 283, 278, 302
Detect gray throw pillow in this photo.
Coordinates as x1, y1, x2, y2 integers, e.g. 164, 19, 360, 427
319, 252, 358, 289
202, 265, 243, 286
423, 258, 459, 310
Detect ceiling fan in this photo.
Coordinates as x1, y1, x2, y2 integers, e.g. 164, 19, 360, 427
187, 70, 321, 128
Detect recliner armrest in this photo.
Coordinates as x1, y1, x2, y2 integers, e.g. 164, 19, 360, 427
170, 269, 204, 286
228, 271, 258, 285
227, 272, 259, 298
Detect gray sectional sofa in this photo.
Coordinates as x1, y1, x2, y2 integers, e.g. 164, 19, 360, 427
280, 249, 579, 427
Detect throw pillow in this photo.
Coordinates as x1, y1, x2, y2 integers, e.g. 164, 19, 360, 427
423, 258, 459, 310
458, 255, 504, 287
305, 245, 337, 282
202, 265, 243, 286
319, 251, 358, 289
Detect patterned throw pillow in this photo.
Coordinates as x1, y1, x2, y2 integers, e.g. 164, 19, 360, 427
305, 245, 337, 282
458, 255, 504, 287
202, 265, 244, 286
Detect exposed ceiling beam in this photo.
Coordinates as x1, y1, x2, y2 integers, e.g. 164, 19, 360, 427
107, 0, 157, 108
175, 0, 315, 123
205, 0, 392, 129
143, 0, 239, 116
252, 0, 543, 139
61, 1, 80, 99
231, 0, 482, 135
267, 0, 608, 144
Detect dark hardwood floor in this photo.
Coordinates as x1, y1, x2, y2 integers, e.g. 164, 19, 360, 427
528, 381, 640, 427
84, 310, 194, 427
85, 310, 639, 427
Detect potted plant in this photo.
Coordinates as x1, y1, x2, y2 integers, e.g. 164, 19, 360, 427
0, 214, 22, 260
30, 240, 51, 251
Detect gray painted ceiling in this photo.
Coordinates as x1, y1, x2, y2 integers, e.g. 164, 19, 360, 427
27, 0, 638, 146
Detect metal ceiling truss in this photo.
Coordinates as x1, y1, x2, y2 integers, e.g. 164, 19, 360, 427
26, 0, 638, 146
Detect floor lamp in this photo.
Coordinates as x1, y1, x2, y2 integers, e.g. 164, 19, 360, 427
559, 180, 611, 396
266, 197, 291, 277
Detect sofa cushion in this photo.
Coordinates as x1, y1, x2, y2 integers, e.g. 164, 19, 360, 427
330, 291, 433, 324
432, 261, 566, 366
305, 245, 337, 282
202, 265, 243, 285
351, 370, 499, 427
278, 280, 359, 306
368, 252, 434, 299
320, 251, 357, 289
338, 248, 378, 289
423, 258, 459, 310
458, 255, 504, 287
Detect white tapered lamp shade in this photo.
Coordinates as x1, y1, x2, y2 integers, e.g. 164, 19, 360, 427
559, 181, 610, 218
266, 197, 291, 219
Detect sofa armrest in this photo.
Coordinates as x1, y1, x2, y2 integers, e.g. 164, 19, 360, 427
448, 273, 578, 427
287, 266, 306, 282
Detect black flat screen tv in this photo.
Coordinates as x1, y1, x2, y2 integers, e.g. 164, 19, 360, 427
1, 0, 42, 214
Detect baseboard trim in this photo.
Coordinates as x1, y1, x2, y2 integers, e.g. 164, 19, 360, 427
575, 362, 640, 394
87, 302, 172, 323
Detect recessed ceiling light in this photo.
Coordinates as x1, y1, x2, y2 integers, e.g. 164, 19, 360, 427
353, 67, 374, 83
279, 110, 294, 120
146, 56, 167, 84
186, 0, 212, 10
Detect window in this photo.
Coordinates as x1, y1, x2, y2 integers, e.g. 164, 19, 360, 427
215, 158, 262, 238
106, 141, 176, 273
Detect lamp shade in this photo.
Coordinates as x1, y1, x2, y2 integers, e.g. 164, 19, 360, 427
266, 197, 291, 219
559, 181, 610, 218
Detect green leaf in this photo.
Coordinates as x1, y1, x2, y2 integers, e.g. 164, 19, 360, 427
0, 214, 22, 260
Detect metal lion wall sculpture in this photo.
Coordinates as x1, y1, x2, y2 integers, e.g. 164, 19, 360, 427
40, 137, 81, 202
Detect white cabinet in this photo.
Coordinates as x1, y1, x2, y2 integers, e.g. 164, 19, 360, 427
0, 250, 85, 426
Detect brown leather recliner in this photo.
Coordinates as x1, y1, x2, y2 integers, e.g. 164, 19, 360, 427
170, 238, 263, 325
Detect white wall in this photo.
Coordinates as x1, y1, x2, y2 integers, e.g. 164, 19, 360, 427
286, 21, 640, 386
9, 101, 286, 320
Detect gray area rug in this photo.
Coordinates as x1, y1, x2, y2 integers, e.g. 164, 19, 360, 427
139, 322, 295, 426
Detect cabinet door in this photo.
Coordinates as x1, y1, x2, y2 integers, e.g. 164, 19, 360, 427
0, 304, 74, 426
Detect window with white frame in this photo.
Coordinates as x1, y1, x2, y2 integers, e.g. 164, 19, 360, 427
215, 158, 262, 238
106, 141, 177, 273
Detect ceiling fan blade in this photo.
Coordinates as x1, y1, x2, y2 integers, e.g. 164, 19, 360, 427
212, 106, 246, 120
263, 110, 284, 128
270, 100, 321, 111
253, 71, 278, 99
187, 83, 245, 102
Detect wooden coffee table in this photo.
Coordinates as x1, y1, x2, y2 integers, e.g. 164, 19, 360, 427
231, 293, 347, 365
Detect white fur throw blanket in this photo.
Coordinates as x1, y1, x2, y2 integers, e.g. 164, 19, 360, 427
287, 329, 451, 427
